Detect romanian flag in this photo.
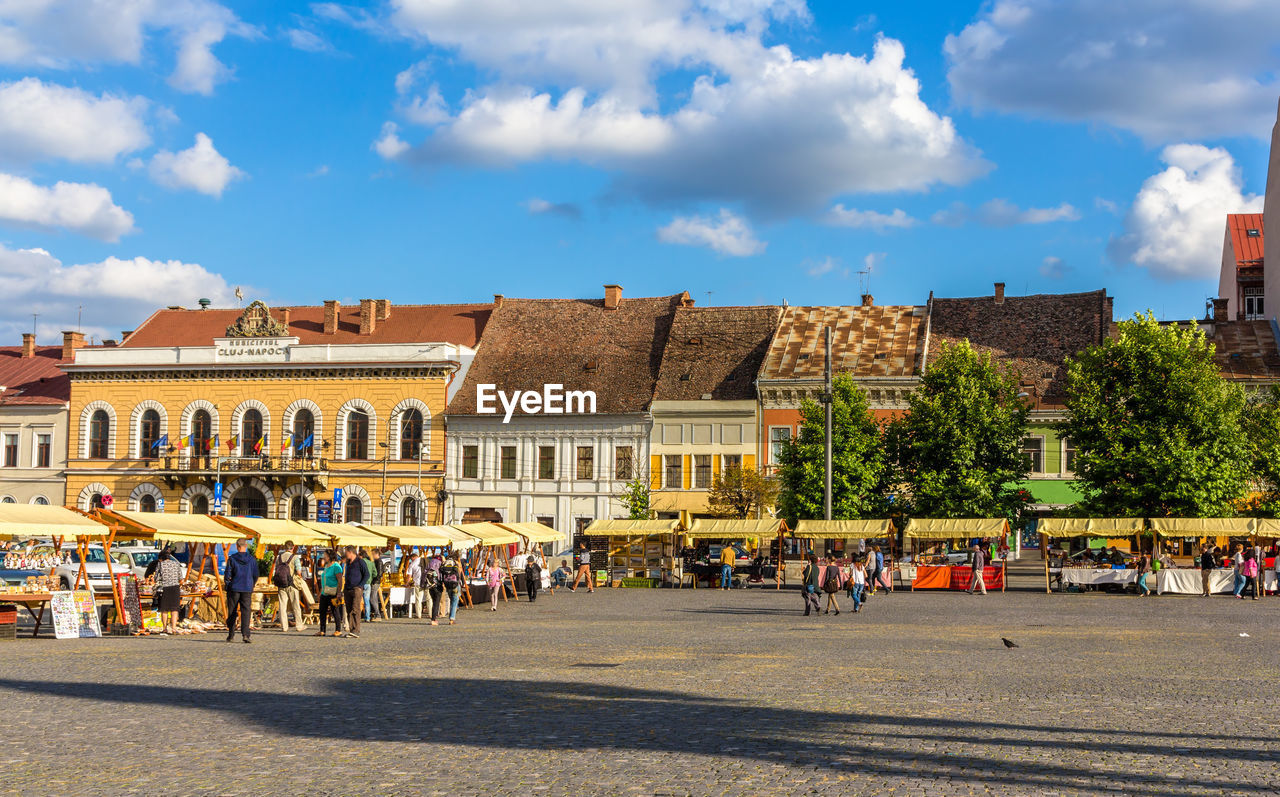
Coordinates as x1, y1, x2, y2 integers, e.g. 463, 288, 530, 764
253, 436, 264, 454
179, 435, 190, 448
281, 433, 293, 454
208, 435, 217, 452
227, 434, 239, 451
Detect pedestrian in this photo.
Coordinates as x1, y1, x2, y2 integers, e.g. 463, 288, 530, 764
405, 552, 424, 619
801, 553, 821, 616
868, 545, 885, 596
966, 542, 987, 595
342, 546, 369, 639
1240, 548, 1260, 600
485, 555, 504, 611
570, 541, 595, 593
1135, 552, 1151, 597
1199, 543, 1217, 597
525, 553, 542, 602
1231, 544, 1247, 597
720, 542, 736, 590
224, 538, 257, 643
360, 548, 381, 622
821, 556, 843, 615
154, 547, 183, 636
423, 552, 442, 625
273, 541, 304, 633
315, 550, 345, 637
848, 556, 866, 613
440, 551, 464, 625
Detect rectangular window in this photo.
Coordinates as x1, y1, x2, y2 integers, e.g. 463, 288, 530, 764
537, 516, 555, 529
462, 445, 479, 479
1063, 439, 1077, 474
694, 454, 712, 488
36, 434, 51, 468
1022, 437, 1044, 474
664, 454, 683, 489
1245, 287, 1265, 321
576, 446, 594, 480
722, 454, 742, 472
500, 445, 517, 479
614, 446, 634, 480
538, 446, 556, 480
2, 434, 16, 467
769, 426, 791, 464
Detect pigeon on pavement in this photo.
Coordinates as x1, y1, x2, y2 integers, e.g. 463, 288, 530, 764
1001, 638, 1019, 648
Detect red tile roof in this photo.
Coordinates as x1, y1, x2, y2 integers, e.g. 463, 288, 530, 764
119, 303, 493, 349
1226, 213, 1265, 268
760, 305, 928, 380
0, 346, 70, 406
654, 306, 782, 401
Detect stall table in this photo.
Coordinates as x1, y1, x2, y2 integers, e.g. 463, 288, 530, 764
1156, 569, 1237, 595
913, 565, 1006, 591
1059, 568, 1139, 589
0, 593, 52, 637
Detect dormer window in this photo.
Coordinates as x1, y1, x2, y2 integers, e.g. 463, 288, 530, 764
1247, 229, 1261, 237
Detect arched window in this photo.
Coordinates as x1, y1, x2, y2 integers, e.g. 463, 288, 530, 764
400, 497, 419, 526
138, 494, 157, 512
293, 409, 314, 457
290, 495, 308, 520
230, 488, 268, 517
242, 409, 263, 456
0, 496, 14, 504
89, 410, 110, 459
139, 409, 162, 457
90, 493, 105, 509
33, 496, 49, 506
192, 409, 212, 454
400, 409, 424, 460
344, 497, 363, 524
346, 410, 369, 460
190, 495, 210, 515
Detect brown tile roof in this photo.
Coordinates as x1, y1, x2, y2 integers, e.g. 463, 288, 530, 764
0, 346, 70, 406
1226, 213, 1265, 268
119, 303, 492, 349
759, 305, 927, 381
929, 289, 1112, 400
654, 306, 782, 401
1212, 320, 1280, 380
447, 294, 690, 416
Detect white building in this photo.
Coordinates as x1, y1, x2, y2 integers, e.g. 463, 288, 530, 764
0, 333, 78, 507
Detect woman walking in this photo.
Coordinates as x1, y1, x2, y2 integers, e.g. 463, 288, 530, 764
848, 557, 867, 613
440, 552, 464, 625
154, 547, 183, 635
316, 551, 345, 637
801, 553, 821, 617
1240, 549, 1260, 600
485, 555, 505, 611
1135, 552, 1151, 597
822, 556, 844, 615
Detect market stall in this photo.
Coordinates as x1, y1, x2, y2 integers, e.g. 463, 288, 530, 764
1037, 518, 1146, 593
211, 516, 332, 620
1149, 518, 1259, 596
451, 522, 521, 602
1253, 518, 1279, 594
902, 518, 1009, 592
582, 519, 681, 587
684, 518, 787, 589
791, 519, 896, 591
497, 522, 564, 589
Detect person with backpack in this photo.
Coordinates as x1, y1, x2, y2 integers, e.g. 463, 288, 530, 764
273, 541, 304, 632
422, 553, 442, 625
439, 552, 464, 625
342, 546, 369, 639
801, 553, 821, 617
525, 554, 543, 602
821, 556, 844, 615
405, 552, 424, 619
315, 550, 345, 637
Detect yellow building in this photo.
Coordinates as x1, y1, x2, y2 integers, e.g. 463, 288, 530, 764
64, 299, 491, 527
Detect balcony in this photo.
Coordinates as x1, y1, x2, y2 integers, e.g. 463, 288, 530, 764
149, 455, 330, 490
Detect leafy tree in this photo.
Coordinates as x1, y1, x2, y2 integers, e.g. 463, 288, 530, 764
1059, 312, 1249, 517
1241, 386, 1280, 517
708, 467, 780, 519
618, 477, 652, 519
889, 340, 1030, 520
776, 374, 892, 524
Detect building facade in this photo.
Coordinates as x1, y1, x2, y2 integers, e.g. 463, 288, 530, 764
0, 333, 77, 506
1219, 213, 1265, 321
64, 299, 490, 526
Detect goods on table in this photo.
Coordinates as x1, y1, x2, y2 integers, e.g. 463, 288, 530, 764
3, 575, 58, 593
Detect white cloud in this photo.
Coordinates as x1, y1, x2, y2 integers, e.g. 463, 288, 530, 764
1108, 144, 1262, 280
0, 173, 135, 241
657, 208, 765, 256
148, 133, 245, 197
0, 243, 238, 342
285, 27, 332, 53
524, 197, 582, 219
931, 199, 1080, 227
1039, 256, 1071, 280
373, 122, 410, 160
824, 204, 917, 231
863, 251, 885, 271
807, 256, 839, 277
0, 0, 256, 95
0, 78, 150, 164
307, 164, 331, 178
945, 0, 1280, 141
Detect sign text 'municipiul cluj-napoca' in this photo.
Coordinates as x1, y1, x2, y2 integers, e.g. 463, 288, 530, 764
475, 384, 597, 423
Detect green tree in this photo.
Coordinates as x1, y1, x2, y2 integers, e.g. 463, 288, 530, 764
618, 477, 652, 519
708, 467, 780, 519
1059, 312, 1249, 517
776, 374, 892, 524
889, 340, 1030, 520
1242, 386, 1280, 517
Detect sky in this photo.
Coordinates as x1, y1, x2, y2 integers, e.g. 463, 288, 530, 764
1, 0, 1278, 343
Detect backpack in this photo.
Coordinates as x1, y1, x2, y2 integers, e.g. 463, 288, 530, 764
822, 569, 840, 594
271, 553, 294, 589
420, 565, 440, 590
440, 564, 460, 588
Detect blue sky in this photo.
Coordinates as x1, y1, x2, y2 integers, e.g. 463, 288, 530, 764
1, 1, 1277, 342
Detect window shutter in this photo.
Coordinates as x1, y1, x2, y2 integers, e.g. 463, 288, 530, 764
650, 454, 662, 490
682, 455, 691, 490
712, 454, 722, 481
743, 454, 756, 472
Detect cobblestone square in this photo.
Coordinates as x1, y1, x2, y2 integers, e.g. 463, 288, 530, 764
2, 563, 1277, 796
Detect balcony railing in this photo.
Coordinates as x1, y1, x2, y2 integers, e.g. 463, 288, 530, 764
153, 455, 330, 473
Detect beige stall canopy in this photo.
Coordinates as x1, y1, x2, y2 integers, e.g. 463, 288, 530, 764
213, 516, 331, 546
0, 504, 113, 538
453, 522, 522, 546
360, 523, 456, 547
295, 521, 389, 548
1148, 518, 1255, 538
498, 522, 563, 543
686, 518, 786, 539
104, 509, 245, 544
1255, 518, 1280, 538
585, 519, 681, 536
793, 519, 896, 539
1036, 518, 1146, 539
903, 518, 1010, 539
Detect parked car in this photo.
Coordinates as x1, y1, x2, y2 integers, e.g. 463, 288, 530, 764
51, 544, 185, 591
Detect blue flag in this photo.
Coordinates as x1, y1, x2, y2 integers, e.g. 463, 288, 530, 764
151, 434, 169, 450
298, 433, 314, 451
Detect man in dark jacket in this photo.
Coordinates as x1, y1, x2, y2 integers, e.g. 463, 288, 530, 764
224, 539, 258, 643
343, 546, 369, 638
1200, 543, 1217, 597
525, 556, 542, 602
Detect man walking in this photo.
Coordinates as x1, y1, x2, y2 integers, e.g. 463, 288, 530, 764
273, 541, 304, 632
720, 543, 737, 590
966, 542, 987, 595
405, 552, 424, 619
1200, 543, 1217, 597
224, 538, 258, 643
526, 554, 542, 602
343, 546, 369, 638
570, 541, 595, 593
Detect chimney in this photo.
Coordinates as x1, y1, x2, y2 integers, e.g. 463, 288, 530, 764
604, 284, 622, 310
281, 308, 291, 329
860, 294, 874, 307
359, 299, 377, 335
1212, 297, 1229, 323
323, 300, 339, 335
493, 294, 504, 308
61, 330, 85, 362
21, 333, 35, 358
994, 282, 1006, 305
375, 299, 391, 321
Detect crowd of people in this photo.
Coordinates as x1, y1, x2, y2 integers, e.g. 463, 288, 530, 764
799, 546, 890, 616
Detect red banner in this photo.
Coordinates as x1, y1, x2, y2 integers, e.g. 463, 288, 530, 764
913, 565, 1004, 590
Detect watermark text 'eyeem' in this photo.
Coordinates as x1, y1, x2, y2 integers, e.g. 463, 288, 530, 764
476, 384, 597, 423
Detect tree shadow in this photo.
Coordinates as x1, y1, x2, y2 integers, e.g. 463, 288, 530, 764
1, 676, 1270, 795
